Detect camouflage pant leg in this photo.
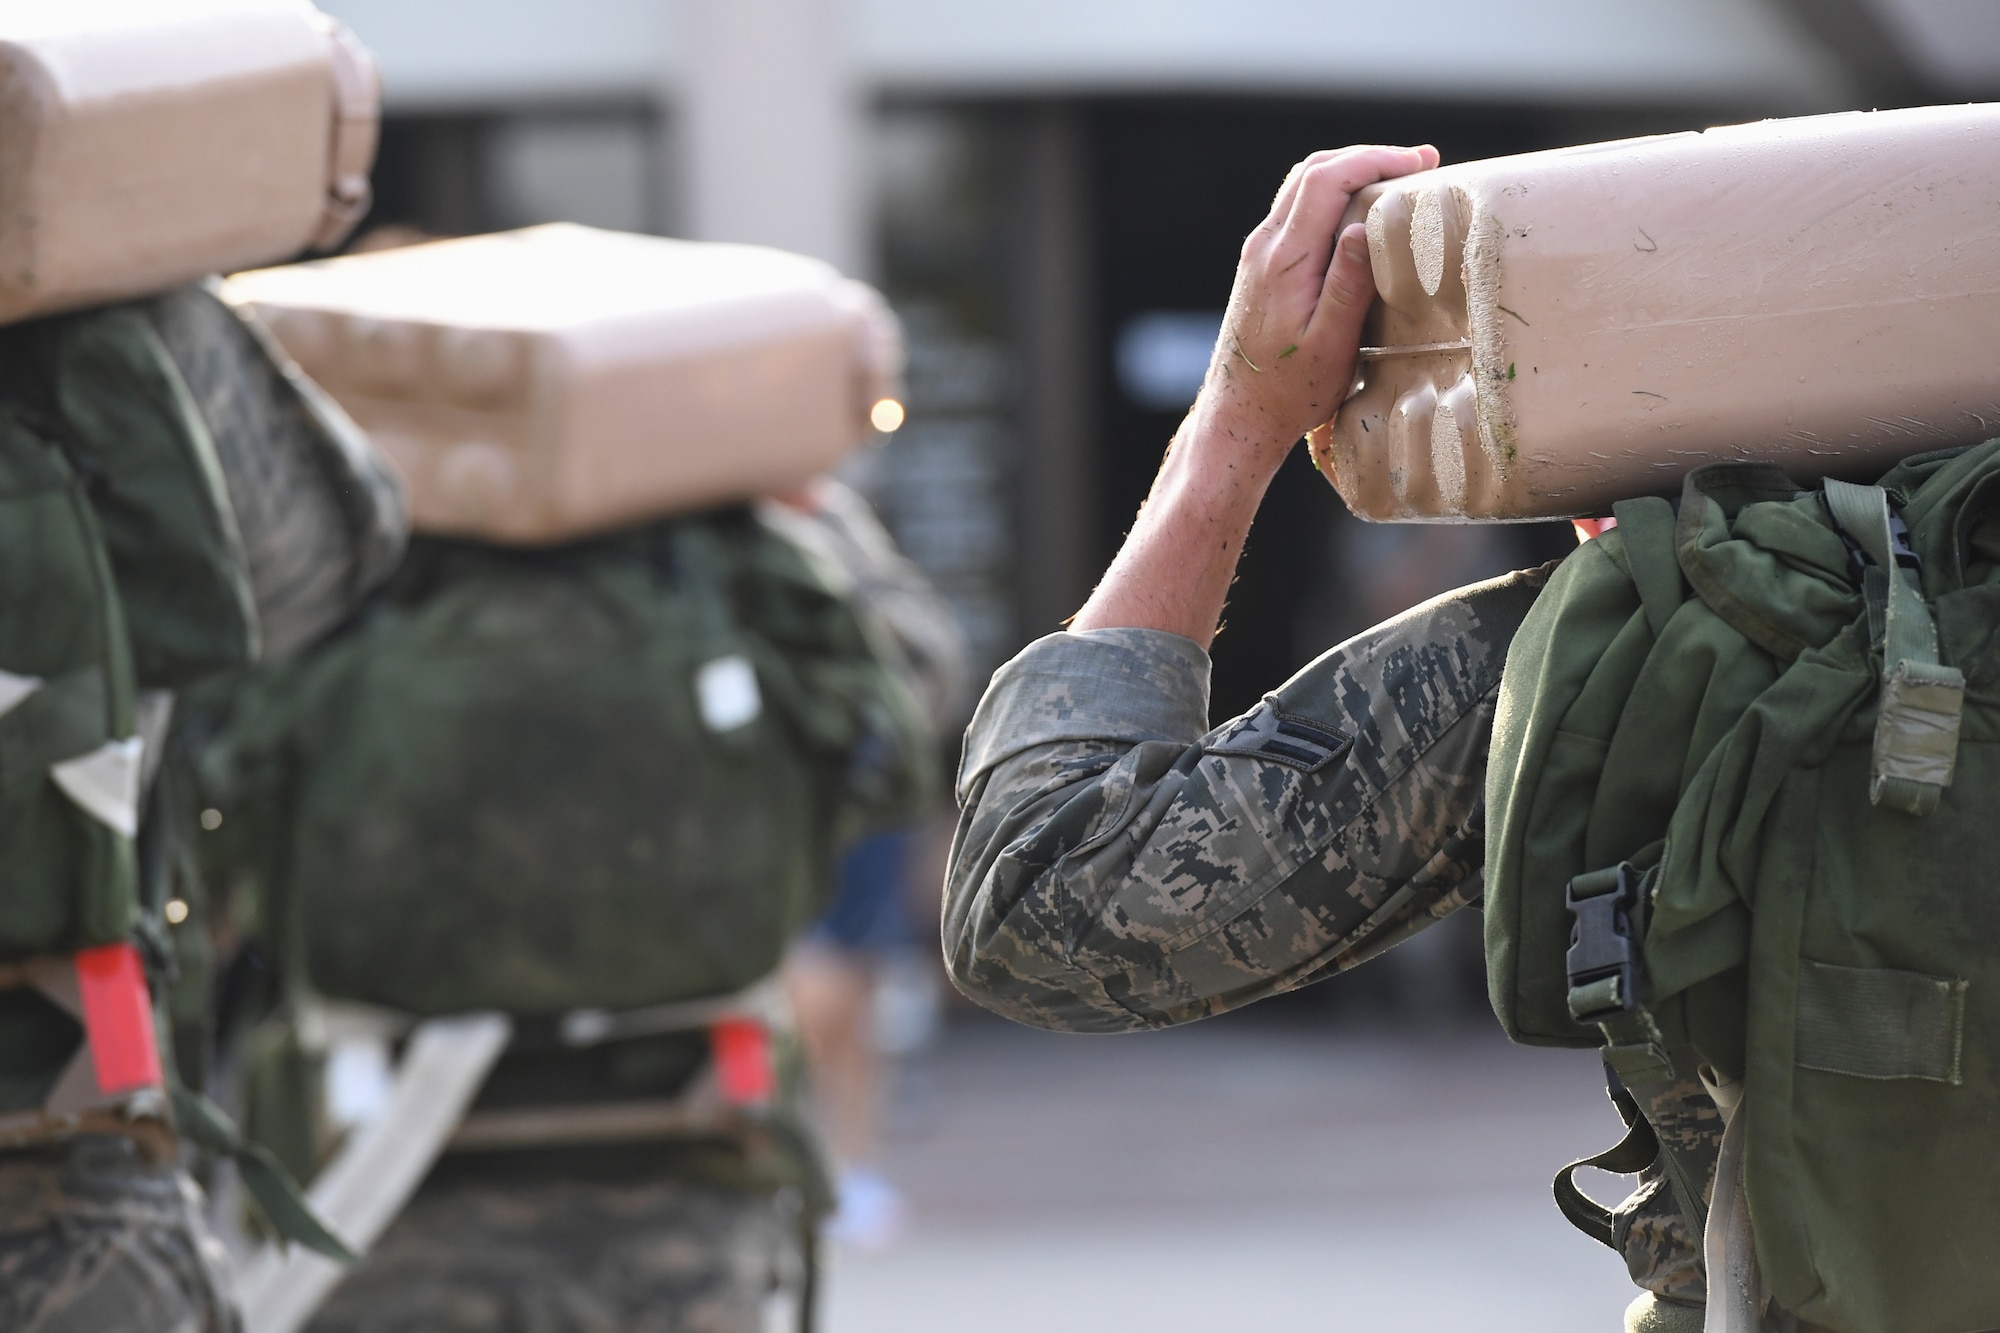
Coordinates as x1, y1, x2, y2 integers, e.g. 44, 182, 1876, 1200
1613, 1069, 1724, 1309
0, 1134, 241, 1333
307, 1172, 796, 1333
1613, 1168, 1705, 1308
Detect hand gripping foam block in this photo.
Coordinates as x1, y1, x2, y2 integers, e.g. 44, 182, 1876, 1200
223, 225, 905, 543
0, 0, 379, 326
1320, 103, 2000, 521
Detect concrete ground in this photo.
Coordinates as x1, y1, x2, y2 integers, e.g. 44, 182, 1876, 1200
821, 1006, 1642, 1333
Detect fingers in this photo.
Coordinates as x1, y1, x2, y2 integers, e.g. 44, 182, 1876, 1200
1248, 148, 1346, 257
1264, 163, 1305, 228
1264, 148, 1348, 224
1266, 145, 1438, 231
1308, 222, 1379, 337
1281, 144, 1435, 259
1245, 143, 1435, 282
1321, 222, 1378, 312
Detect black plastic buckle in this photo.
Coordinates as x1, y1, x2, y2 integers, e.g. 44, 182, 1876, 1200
1565, 863, 1644, 1022
1887, 508, 1922, 574
1822, 491, 1922, 582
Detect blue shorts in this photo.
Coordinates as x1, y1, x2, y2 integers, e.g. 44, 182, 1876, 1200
805, 828, 916, 955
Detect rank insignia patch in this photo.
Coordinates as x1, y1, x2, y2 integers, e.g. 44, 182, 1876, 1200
1204, 699, 1352, 773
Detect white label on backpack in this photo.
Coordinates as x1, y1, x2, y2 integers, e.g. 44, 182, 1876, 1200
0, 670, 42, 719
50, 735, 143, 839
324, 1033, 396, 1132
696, 655, 761, 732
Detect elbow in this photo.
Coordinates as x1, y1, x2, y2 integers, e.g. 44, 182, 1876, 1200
941, 900, 1159, 1036
940, 796, 1166, 1035
939, 913, 1053, 1029
948, 967, 1153, 1036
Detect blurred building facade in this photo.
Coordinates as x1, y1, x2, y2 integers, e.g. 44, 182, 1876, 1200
321, 0, 2000, 715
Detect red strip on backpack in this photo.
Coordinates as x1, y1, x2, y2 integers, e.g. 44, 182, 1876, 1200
74, 943, 163, 1095
710, 1016, 775, 1106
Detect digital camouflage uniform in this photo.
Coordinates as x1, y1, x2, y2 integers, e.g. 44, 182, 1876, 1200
1615, 1073, 1719, 1317
308, 1160, 795, 1333
0, 1135, 239, 1333
945, 565, 1548, 1032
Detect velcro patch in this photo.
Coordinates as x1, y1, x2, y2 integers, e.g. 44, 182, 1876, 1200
1204, 699, 1351, 773
1795, 958, 1965, 1084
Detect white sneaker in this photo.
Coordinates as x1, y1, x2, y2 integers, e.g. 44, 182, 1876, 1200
827, 1167, 908, 1254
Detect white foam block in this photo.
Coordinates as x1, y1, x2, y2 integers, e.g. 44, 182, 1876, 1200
226, 225, 903, 543
1324, 104, 2000, 521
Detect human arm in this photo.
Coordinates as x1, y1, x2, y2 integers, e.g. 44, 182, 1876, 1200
941, 142, 1556, 1033
1069, 143, 1438, 646
943, 566, 1549, 1033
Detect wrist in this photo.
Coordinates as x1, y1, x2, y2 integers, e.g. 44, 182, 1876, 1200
1176, 394, 1299, 480
1159, 400, 1295, 516
1067, 394, 1294, 643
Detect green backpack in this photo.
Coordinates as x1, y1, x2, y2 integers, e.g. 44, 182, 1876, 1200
1487, 441, 2000, 1333
0, 298, 262, 690
0, 293, 362, 1260
0, 296, 269, 971
0, 408, 141, 977
195, 507, 934, 1019
0, 281, 405, 992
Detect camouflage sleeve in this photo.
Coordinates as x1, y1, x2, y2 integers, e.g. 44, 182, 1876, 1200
942, 564, 1552, 1033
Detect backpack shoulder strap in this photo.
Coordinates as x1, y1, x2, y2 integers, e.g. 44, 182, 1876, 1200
1605, 495, 1684, 639
1557, 848, 1721, 1254
1552, 1072, 1665, 1246
1823, 478, 1964, 816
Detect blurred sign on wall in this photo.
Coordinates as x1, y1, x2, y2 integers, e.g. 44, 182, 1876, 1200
1114, 311, 1221, 412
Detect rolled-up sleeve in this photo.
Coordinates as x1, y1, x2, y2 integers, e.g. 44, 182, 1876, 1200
942, 565, 1551, 1033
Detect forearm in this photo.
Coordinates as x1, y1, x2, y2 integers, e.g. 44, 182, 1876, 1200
1068, 403, 1287, 647
1069, 146, 1435, 645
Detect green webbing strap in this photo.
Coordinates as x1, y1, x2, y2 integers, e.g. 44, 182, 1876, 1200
1606, 496, 1685, 640
1591, 1023, 1712, 1251
1795, 958, 1967, 1084
1557, 851, 1714, 1250
1568, 976, 1624, 1022
1823, 479, 1939, 670
1553, 1102, 1662, 1248
1555, 1008, 1723, 1258
1822, 478, 1964, 816
171, 1085, 356, 1263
